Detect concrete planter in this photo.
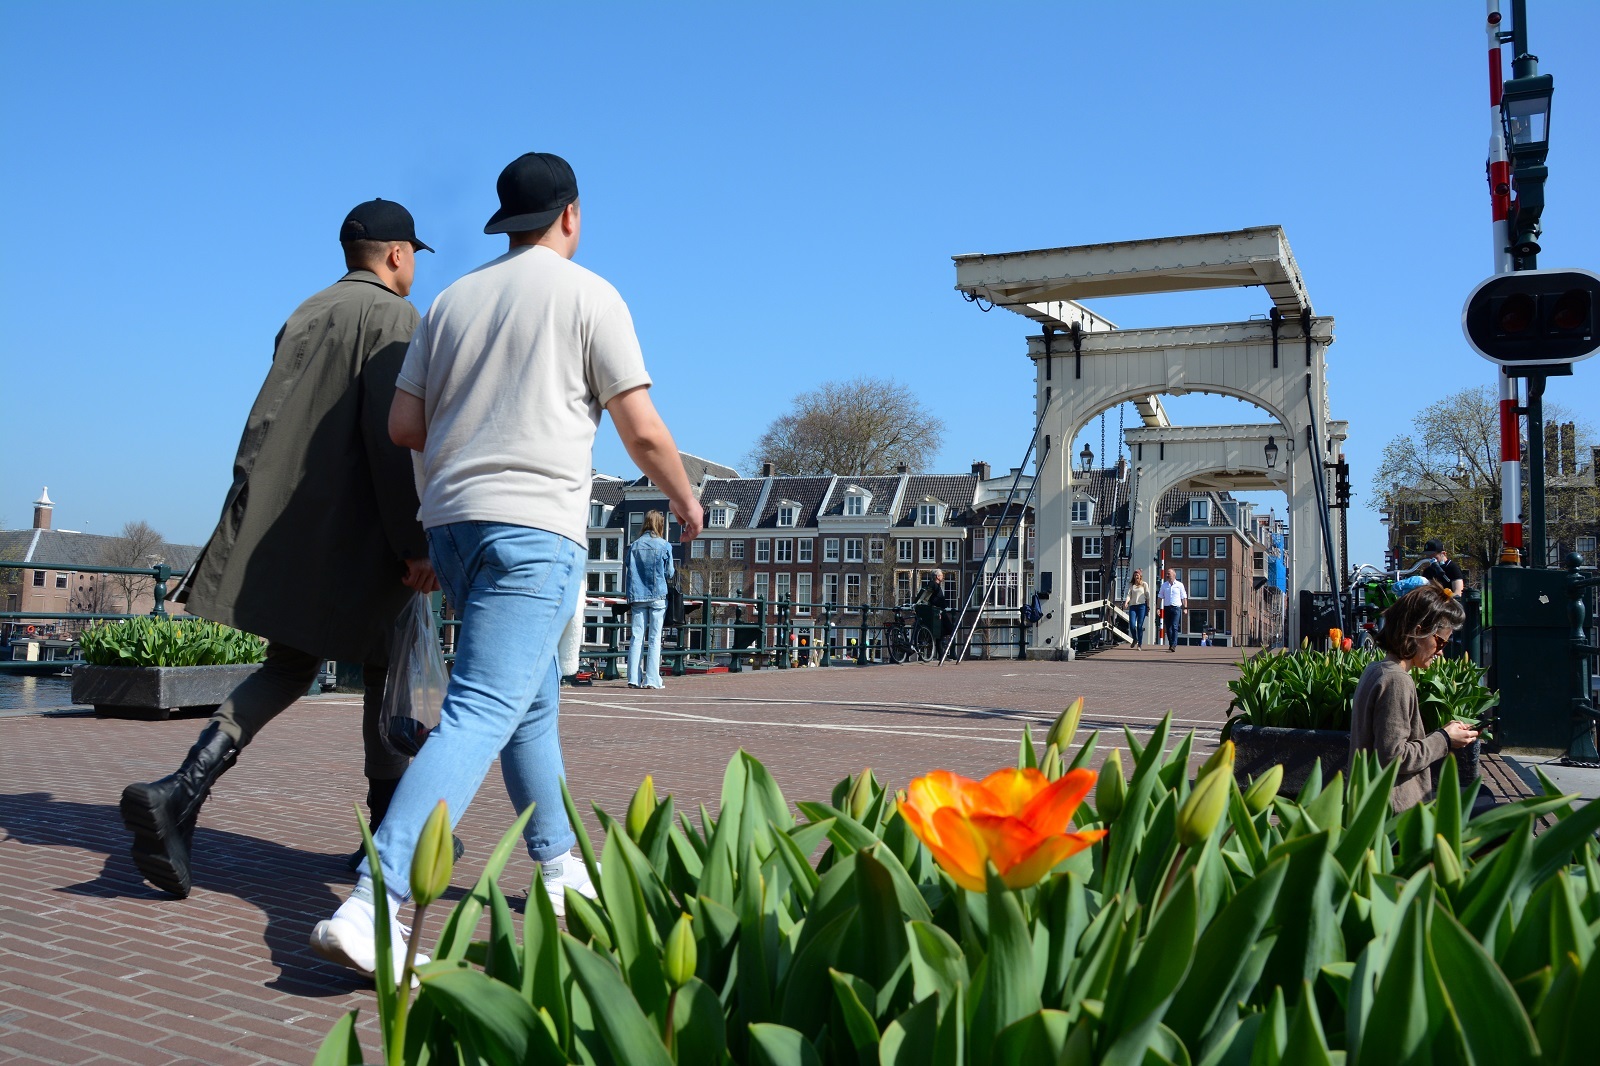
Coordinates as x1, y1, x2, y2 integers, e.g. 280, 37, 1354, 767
1229, 724, 1482, 796
1229, 724, 1350, 796
72, 664, 260, 720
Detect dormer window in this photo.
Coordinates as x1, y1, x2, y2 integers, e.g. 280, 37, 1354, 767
705, 500, 735, 528
917, 502, 940, 526
777, 503, 797, 527
1189, 499, 1211, 524
589, 502, 611, 527
845, 494, 864, 517
1071, 500, 1092, 524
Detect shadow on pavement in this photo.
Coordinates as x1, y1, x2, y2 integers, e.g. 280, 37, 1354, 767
0, 791, 367, 997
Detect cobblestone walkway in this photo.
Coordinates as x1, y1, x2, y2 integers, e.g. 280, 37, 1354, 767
0, 648, 1511, 1064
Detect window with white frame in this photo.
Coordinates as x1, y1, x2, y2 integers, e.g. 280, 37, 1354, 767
709, 539, 725, 558
918, 503, 939, 526
709, 507, 730, 528
845, 494, 865, 517
587, 571, 601, 593
691, 539, 705, 559
1080, 536, 1103, 559
606, 538, 620, 561
729, 572, 745, 598
1189, 608, 1208, 634
776, 573, 792, 601
942, 571, 959, 602
1577, 535, 1597, 561
1082, 569, 1102, 601
1190, 499, 1211, 523
730, 540, 745, 560
690, 571, 705, 594
869, 539, 884, 563
755, 573, 770, 602
845, 538, 863, 563
756, 539, 771, 563
845, 574, 861, 606
897, 539, 913, 562
824, 538, 840, 562
917, 539, 934, 563
796, 574, 812, 614
629, 512, 645, 542
943, 539, 960, 563
1189, 537, 1210, 557
897, 571, 914, 603
798, 540, 813, 563
1252, 551, 1265, 575
1027, 530, 1036, 560
1171, 537, 1184, 558
588, 537, 602, 560
868, 573, 884, 605
1071, 500, 1091, 523
1214, 537, 1227, 558
1188, 569, 1209, 598
590, 503, 606, 527
777, 505, 797, 527
1215, 609, 1228, 633
775, 539, 793, 563
1214, 568, 1227, 599
710, 572, 727, 597
972, 531, 988, 559
603, 572, 618, 593
993, 571, 1020, 608
823, 573, 839, 605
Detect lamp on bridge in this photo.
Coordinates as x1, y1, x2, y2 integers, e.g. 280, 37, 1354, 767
1079, 443, 1094, 474
1263, 436, 1279, 470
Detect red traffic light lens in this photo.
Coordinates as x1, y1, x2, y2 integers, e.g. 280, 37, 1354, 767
1549, 289, 1592, 334
1496, 292, 1537, 334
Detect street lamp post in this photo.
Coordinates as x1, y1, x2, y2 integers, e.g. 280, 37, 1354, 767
1079, 443, 1094, 476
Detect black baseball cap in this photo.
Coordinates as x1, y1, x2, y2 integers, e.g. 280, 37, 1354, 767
1424, 539, 1444, 553
339, 199, 433, 252
484, 152, 578, 235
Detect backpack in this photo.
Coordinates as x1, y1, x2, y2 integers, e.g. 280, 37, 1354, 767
1021, 593, 1044, 625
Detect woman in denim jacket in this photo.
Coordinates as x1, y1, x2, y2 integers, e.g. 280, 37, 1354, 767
625, 510, 675, 688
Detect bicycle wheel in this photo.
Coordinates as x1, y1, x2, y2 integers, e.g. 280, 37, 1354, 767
913, 625, 936, 662
888, 628, 911, 664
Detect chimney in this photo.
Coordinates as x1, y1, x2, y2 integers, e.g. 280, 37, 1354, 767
1560, 421, 1576, 477
971, 460, 990, 480
896, 462, 909, 475
1545, 423, 1560, 474
760, 461, 774, 478
32, 487, 53, 530
1115, 455, 1128, 481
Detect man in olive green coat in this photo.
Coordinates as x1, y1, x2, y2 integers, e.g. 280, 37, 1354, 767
121, 200, 438, 898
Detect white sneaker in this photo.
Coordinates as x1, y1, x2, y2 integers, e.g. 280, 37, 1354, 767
541, 854, 599, 918
310, 894, 429, 983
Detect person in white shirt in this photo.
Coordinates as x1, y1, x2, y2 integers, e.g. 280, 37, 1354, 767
1157, 568, 1188, 653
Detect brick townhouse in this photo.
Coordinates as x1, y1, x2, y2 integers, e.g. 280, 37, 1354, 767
1152, 487, 1283, 647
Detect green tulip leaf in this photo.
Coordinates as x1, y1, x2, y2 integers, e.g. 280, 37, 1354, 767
561, 933, 674, 1066
749, 1022, 823, 1066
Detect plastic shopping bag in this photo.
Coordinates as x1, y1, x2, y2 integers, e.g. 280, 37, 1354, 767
380, 593, 448, 758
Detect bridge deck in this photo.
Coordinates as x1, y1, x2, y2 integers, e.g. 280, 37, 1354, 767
0, 651, 1530, 1064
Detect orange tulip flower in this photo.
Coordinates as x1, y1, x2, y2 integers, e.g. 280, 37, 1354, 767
898, 767, 1107, 892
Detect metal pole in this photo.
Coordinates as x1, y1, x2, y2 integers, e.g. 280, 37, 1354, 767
1527, 375, 1547, 565
1489, 0, 1524, 563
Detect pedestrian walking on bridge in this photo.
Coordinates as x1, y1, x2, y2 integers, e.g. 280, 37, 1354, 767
121, 200, 438, 901
311, 152, 701, 979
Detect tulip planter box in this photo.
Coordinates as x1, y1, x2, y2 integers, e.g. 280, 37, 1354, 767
1230, 723, 1483, 796
72, 664, 260, 721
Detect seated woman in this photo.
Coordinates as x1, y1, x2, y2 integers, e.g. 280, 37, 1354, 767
1350, 585, 1478, 813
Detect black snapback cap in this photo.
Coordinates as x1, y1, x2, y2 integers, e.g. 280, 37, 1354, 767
484, 152, 578, 235
340, 199, 433, 252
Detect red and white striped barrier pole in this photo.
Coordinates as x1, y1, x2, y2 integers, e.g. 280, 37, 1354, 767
1487, 0, 1523, 564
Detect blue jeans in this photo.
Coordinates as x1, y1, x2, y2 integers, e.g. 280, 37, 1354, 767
1128, 603, 1148, 646
365, 522, 582, 893
1163, 606, 1182, 649
628, 600, 666, 687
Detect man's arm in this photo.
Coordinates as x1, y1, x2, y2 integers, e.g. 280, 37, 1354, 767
606, 386, 703, 541
390, 389, 427, 452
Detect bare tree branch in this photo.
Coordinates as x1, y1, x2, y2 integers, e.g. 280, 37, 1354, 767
746, 377, 946, 475
99, 520, 168, 613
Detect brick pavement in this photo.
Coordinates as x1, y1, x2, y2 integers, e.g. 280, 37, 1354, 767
0, 648, 1304, 1063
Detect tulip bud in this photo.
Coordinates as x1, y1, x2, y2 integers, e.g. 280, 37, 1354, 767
1196, 740, 1235, 782
1242, 764, 1283, 815
410, 800, 454, 907
626, 774, 657, 842
664, 912, 697, 988
1177, 765, 1230, 847
846, 770, 875, 822
1096, 749, 1125, 823
1433, 834, 1463, 890
1041, 743, 1062, 781
1046, 697, 1085, 753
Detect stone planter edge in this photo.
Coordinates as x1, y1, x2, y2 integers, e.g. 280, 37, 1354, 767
72, 664, 261, 720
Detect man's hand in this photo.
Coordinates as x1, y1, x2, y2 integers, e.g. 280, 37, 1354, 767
1443, 721, 1479, 749
671, 497, 703, 543
403, 557, 439, 593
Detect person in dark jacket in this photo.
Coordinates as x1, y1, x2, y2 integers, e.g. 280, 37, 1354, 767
120, 200, 437, 898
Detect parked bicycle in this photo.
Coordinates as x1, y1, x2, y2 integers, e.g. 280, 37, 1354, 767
877, 604, 922, 663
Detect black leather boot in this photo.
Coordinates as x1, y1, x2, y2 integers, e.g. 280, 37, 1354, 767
120, 723, 238, 898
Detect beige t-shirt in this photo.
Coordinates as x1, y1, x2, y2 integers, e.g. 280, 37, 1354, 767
396, 245, 651, 545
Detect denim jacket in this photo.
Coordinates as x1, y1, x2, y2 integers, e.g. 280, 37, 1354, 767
625, 533, 675, 603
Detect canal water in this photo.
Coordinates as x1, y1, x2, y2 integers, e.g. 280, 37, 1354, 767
0, 674, 80, 712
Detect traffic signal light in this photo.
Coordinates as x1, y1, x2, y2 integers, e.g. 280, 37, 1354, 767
1333, 459, 1351, 508
1462, 268, 1600, 367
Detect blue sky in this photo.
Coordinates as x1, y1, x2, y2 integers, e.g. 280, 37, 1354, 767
3, 1, 1597, 574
